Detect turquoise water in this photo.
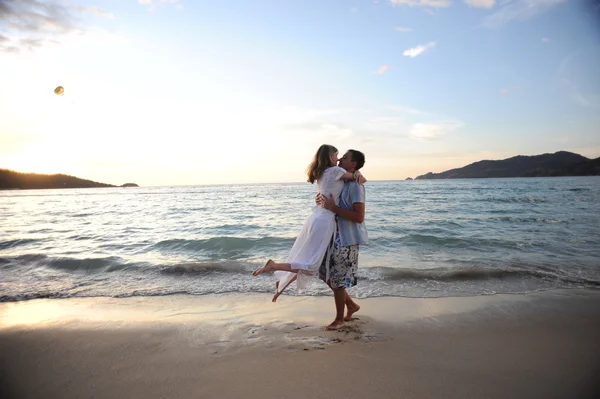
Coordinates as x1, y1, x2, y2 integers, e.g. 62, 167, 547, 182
1, 177, 599, 301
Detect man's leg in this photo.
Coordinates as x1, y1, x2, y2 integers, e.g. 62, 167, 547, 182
320, 255, 346, 330
342, 243, 360, 320
325, 280, 359, 322
344, 291, 360, 321
326, 287, 347, 330
319, 238, 360, 329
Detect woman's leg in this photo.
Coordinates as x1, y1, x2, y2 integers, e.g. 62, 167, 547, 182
253, 260, 305, 302
252, 259, 297, 276
271, 275, 297, 302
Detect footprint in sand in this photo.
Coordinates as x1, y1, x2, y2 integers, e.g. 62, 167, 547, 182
293, 325, 310, 330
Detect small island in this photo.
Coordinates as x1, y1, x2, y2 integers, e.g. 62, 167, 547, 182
415, 151, 600, 180
0, 169, 138, 190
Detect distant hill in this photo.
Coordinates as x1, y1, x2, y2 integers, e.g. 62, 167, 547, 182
0, 169, 137, 189
415, 151, 600, 180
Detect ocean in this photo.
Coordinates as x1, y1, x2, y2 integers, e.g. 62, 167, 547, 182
1, 177, 599, 302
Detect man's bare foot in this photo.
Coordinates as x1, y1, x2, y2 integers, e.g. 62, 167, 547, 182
325, 320, 345, 331
252, 260, 274, 276
345, 304, 360, 321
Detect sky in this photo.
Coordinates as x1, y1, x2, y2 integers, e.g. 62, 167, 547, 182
1, 0, 599, 186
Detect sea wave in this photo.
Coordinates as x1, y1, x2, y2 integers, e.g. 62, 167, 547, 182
159, 261, 251, 275
359, 266, 600, 286
567, 188, 590, 192
0, 254, 258, 276
151, 236, 295, 253
0, 238, 41, 250
0, 254, 144, 273
0, 291, 69, 302
495, 216, 565, 224
3, 254, 598, 286
379, 234, 531, 250
477, 197, 549, 203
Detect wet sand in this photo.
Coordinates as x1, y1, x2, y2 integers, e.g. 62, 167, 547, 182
1, 289, 599, 399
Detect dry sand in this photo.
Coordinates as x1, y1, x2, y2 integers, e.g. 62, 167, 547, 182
1, 289, 599, 399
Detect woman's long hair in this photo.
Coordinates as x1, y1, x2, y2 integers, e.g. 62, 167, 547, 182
306, 144, 338, 184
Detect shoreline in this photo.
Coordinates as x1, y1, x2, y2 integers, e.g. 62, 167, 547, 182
1, 289, 599, 398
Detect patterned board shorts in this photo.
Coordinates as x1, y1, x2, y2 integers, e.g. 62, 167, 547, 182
318, 237, 360, 289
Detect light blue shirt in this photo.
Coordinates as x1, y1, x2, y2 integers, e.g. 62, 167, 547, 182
336, 181, 368, 246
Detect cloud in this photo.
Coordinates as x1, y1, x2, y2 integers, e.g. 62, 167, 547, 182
138, 0, 181, 10
395, 27, 413, 32
409, 121, 463, 141
280, 120, 363, 143
276, 103, 462, 145
465, 0, 495, 7
277, 106, 397, 141
403, 42, 436, 58
389, 0, 451, 7
0, 0, 114, 53
386, 105, 431, 115
76, 6, 115, 20
542, 37, 551, 42
320, 124, 356, 140
376, 65, 390, 74
482, 0, 566, 29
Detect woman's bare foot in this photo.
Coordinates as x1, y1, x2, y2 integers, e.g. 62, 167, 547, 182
272, 291, 282, 302
325, 320, 345, 331
252, 260, 274, 276
345, 304, 360, 321
271, 275, 297, 302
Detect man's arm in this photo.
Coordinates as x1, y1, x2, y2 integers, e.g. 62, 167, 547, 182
321, 193, 365, 223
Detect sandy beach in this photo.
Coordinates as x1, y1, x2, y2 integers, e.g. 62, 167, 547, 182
1, 289, 599, 399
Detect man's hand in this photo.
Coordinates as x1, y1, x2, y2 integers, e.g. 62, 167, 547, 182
316, 193, 325, 206
318, 192, 364, 223
315, 193, 335, 209
321, 193, 336, 210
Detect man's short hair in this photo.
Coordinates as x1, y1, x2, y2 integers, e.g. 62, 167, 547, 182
348, 149, 365, 170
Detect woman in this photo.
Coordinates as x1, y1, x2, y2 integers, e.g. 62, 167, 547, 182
252, 144, 365, 301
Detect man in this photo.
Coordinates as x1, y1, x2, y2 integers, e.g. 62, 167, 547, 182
317, 149, 368, 331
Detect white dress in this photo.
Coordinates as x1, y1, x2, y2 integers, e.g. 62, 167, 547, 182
274, 166, 347, 294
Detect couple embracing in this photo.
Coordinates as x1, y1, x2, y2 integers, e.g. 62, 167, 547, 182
253, 144, 368, 331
